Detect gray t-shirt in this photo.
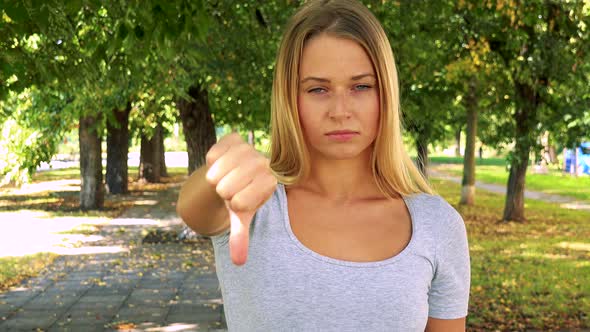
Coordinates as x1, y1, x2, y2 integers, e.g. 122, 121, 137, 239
211, 183, 470, 331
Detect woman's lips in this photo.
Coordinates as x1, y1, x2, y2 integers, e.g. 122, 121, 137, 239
325, 132, 359, 141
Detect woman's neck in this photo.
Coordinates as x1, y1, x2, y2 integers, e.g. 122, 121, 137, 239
294, 148, 385, 204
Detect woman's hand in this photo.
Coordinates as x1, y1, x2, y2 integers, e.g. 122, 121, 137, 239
205, 132, 278, 265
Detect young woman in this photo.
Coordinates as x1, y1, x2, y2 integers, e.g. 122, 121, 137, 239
177, 0, 471, 331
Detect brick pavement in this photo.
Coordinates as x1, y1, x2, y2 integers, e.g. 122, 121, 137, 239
0, 185, 226, 332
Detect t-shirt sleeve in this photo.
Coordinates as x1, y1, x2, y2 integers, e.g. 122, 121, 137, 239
209, 225, 230, 246
427, 201, 471, 319
210, 183, 278, 247
209, 209, 261, 247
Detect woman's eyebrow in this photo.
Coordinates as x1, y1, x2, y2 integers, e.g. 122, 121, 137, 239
300, 76, 330, 84
300, 73, 375, 84
351, 73, 375, 81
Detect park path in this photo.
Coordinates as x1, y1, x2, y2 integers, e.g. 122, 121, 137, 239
429, 168, 590, 211
0, 183, 227, 332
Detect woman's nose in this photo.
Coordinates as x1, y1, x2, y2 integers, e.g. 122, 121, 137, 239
328, 91, 351, 119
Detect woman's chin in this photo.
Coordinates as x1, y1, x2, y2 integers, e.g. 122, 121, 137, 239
317, 149, 364, 161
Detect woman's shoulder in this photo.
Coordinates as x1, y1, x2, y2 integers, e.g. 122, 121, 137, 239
404, 191, 456, 211
404, 192, 465, 232
254, 182, 287, 217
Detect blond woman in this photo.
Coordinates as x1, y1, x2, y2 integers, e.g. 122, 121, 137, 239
177, 0, 470, 330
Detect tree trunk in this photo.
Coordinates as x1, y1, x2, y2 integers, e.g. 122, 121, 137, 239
460, 79, 478, 205
159, 124, 168, 177
416, 131, 429, 179
573, 144, 579, 177
548, 145, 557, 164
502, 82, 538, 222
139, 135, 154, 182
79, 115, 104, 210
562, 147, 568, 173
106, 104, 130, 194
139, 123, 163, 183
176, 85, 217, 240
176, 84, 217, 174
248, 130, 255, 146
455, 128, 462, 157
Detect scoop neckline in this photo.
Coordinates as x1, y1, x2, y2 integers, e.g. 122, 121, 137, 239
279, 183, 418, 268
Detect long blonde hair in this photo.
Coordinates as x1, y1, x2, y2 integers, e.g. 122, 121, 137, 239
269, 0, 433, 197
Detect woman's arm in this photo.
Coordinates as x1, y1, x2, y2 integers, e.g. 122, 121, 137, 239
426, 199, 471, 327
176, 164, 230, 236
425, 317, 466, 332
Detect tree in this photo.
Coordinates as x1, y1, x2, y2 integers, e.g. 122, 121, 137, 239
106, 103, 131, 194
377, 1, 459, 178
79, 114, 104, 210
0, 87, 73, 185
1, 0, 210, 208
139, 123, 165, 183
461, 78, 478, 205
443, 6, 501, 206
460, 0, 590, 221
177, 84, 216, 174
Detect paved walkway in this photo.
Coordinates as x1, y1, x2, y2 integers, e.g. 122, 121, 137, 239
429, 168, 590, 211
0, 184, 227, 332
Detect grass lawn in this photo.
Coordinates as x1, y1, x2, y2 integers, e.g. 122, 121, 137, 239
32, 166, 188, 182
434, 163, 590, 201
0, 253, 59, 291
432, 178, 590, 331
429, 156, 507, 166
0, 166, 189, 292
0, 166, 189, 218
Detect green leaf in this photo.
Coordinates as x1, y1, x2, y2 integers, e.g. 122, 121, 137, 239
65, 0, 84, 15
3, 2, 29, 22
134, 25, 145, 39
36, 5, 51, 33
118, 23, 129, 40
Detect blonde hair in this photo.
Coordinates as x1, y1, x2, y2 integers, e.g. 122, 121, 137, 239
269, 0, 433, 197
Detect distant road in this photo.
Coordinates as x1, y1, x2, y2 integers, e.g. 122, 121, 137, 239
37, 151, 189, 172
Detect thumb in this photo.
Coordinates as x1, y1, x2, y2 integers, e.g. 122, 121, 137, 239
226, 203, 254, 266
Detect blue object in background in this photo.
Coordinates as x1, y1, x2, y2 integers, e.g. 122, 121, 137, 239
564, 142, 590, 175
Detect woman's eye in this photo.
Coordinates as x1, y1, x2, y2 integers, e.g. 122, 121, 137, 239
355, 84, 372, 91
308, 87, 326, 94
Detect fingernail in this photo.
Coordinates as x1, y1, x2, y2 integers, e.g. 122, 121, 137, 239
205, 167, 215, 181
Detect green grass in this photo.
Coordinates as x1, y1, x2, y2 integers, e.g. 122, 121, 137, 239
56, 223, 102, 235
433, 178, 590, 331
435, 163, 590, 201
0, 190, 134, 218
0, 166, 191, 218
33, 166, 188, 182
429, 156, 508, 166
0, 253, 59, 291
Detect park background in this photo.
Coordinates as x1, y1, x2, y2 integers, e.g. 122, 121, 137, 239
0, 0, 589, 331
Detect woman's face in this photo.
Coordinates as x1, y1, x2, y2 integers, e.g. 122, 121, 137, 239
297, 34, 380, 161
